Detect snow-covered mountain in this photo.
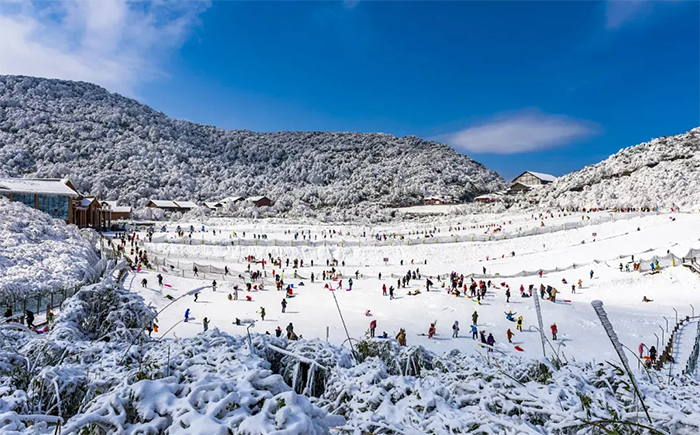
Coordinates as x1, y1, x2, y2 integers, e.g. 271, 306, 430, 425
0, 75, 507, 219
528, 128, 700, 210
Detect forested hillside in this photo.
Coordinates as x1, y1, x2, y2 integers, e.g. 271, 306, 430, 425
0, 76, 507, 220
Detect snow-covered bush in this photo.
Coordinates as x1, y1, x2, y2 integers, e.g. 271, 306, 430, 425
0, 197, 101, 299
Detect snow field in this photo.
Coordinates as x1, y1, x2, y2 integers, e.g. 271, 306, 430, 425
133, 212, 700, 366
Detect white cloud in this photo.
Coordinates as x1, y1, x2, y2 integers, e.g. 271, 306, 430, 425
605, 0, 683, 28
0, 0, 209, 96
439, 110, 600, 155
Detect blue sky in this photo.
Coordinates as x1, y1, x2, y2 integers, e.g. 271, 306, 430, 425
1, 1, 698, 179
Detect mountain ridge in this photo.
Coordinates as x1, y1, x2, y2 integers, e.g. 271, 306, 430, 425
0, 75, 507, 220
526, 127, 700, 210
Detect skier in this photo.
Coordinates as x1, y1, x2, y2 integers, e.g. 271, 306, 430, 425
452, 321, 459, 338
348, 278, 353, 290
470, 324, 478, 339
184, 308, 190, 323
571, 284, 576, 294
479, 330, 487, 344
504, 311, 516, 322
286, 322, 294, 339
203, 317, 209, 332
311, 272, 314, 283
649, 345, 657, 363
193, 266, 199, 277
225, 266, 229, 275
194, 292, 199, 302
389, 286, 395, 300
505, 288, 511, 303
551, 323, 558, 340
369, 319, 377, 338
25, 310, 35, 328
578, 279, 583, 289
589, 270, 594, 279
472, 311, 479, 325
281, 298, 287, 313
157, 274, 163, 287
516, 316, 523, 332
212, 280, 217, 291
260, 307, 266, 321
382, 284, 387, 296
507, 328, 514, 343
275, 326, 282, 337
486, 333, 495, 346
550, 287, 557, 303
141, 278, 147, 288
428, 323, 436, 339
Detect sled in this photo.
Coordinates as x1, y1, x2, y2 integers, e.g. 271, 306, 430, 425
365, 310, 372, 316
562, 299, 572, 303
164, 284, 173, 288
514, 345, 524, 352
165, 295, 175, 301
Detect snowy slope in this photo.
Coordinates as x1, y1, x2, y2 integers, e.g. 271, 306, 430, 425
2, 262, 698, 435
527, 127, 700, 210
0, 197, 101, 298
0, 75, 507, 220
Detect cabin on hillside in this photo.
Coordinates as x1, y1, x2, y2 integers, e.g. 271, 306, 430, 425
101, 200, 132, 221
0, 178, 79, 224
174, 200, 198, 211
508, 171, 557, 194
474, 193, 502, 203
423, 195, 453, 205
147, 199, 199, 213
247, 196, 272, 207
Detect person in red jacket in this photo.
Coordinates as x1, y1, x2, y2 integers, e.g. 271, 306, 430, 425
551, 323, 558, 340
369, 320, 377, 338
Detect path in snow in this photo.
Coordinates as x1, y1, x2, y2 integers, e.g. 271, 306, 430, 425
670, 319, 698, 377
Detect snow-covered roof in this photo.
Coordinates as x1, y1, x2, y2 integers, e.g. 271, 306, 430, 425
80, 197, 97, 207
102, 200, 118, 208
0, 178, 79, 198
247, 196, 265, 202
149, 199, 179, 208
205, 201, 223, 209
110, 206, 132, 213
475, 193, 502, 200
223, 196, 244, 203
174, 200, 198, 209
524, 171, 557, 182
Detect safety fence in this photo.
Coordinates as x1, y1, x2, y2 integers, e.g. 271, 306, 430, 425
684, 320, 700, 378
0, 236, 121, 327
146, 212, 655, 248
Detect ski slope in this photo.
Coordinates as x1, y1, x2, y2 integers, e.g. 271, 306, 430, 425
125, 211, 700, 365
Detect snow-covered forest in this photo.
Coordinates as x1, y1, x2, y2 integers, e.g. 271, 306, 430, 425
0, 197, 101, 299
0, 75, 507, 220
526, 127, 700, 211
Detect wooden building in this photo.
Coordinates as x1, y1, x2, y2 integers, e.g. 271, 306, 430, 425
423, 195, 453, 205
474, 193, 502, 203
74, 197, 111, 230
0, 178, 79, 224
147, 199, 198, 213
101, 200, 132, 221
247, 196, 272, 207
509, 171, 557, 194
